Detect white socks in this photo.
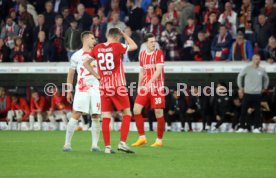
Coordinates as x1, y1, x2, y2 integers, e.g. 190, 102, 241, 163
91, 119, 101, 148
65, 118, 78, 146
37, 114, 43, 130
29, 115, 35, 130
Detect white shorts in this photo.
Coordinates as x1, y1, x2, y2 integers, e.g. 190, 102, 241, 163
73, 88, 101, 115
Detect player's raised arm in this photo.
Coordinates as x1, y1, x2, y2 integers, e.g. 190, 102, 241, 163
121, 30, 138, 51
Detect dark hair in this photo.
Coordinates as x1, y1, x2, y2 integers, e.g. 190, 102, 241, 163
55, 15, 63, 20
165, 21, 173, 26
128, 0, 135, 4
143, 33, 155, 42
219, 24, 226, 29
107, 28, 122, 37
19, 3, 27, 10
93, 14, 100, 19
61, 6, 69, 12
81, 31, 94, 40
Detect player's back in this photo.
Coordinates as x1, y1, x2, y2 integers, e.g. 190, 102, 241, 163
92, 42, 128, 89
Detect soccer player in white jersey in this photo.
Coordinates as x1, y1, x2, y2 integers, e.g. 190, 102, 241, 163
63, 31, 101, 152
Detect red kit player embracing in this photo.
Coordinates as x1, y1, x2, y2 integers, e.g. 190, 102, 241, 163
84, 28, 138, 154
132, 33, 165, 147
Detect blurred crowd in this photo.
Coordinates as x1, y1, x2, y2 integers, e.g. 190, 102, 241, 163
0, 0, 275, 62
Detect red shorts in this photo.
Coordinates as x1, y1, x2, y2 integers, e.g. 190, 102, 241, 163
135, 88, 165, 109
100, 86, 130, 112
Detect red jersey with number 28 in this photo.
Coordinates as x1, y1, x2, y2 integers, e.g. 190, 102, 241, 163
90, 42, 128, 89
139, 49, 165, 88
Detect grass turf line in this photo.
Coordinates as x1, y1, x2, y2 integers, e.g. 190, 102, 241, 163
0, 131, 275, 178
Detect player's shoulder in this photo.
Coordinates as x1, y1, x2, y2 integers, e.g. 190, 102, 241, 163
156, 49, 164, 55
71, 49, 83, 59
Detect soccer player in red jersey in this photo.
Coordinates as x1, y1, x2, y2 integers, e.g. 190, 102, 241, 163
7, 94, 30, 130
132, 33, 165, 147
84, 28, 138, 154
29, 89, 45, 130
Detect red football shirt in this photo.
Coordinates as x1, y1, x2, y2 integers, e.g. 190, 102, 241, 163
90, 42, 128, 89
11, 98, 30, 120
139, 49, 165, 88
30, 96, 45, 112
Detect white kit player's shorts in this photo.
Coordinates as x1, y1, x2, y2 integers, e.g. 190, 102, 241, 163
73, 88, 101, 115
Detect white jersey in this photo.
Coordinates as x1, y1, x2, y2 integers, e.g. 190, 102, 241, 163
70, 49, 99, 92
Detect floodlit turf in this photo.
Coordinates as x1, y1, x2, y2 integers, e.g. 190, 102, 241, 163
0, 131, 275, 178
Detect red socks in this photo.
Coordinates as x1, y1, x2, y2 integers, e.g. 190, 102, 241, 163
134, 114, 145, 136
157, 116, 165, 139
102, 118, 111, 146
120, 115, 131, 142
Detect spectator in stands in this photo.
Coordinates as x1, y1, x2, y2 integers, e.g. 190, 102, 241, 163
97, 7, 107, 24
179, 0, 195, 32
228, 31, 253, 61
33, 31, 53, 62
18, 2, 35, 28
0, 38, 11, 62
0, 87, 11, 120
254, 14, 272, 59
161, 1, 178, 27
61, 6, 74, 30
9, 8, 18, 23
52, 0, 69, 14
239, 0, 253, 29
211, 25, 232, 61
218, 2, 238, 38
18, 18, 33, 57
43, 1, 58, 31
90, 15, 107, 43
193, 31, 212, 61
125, 0, 145, 31
211, 83, 235, 132
160, 21, 179, 61
10, 36, 27, 62
74, 3, 92, 32
49, 15, 67, 61
107, 12, 126, 32
144, 5, 155, 27
204, 11, 220, 42
107, 0, 126, 22
244, 20, 256, 46
260, 0, 274, 17
0, 16, 19, 49
166, 90, 186, 132
7, 94, 30, 130
121, 26, 141, 62
29, 89, 45, 130
142, 15, 163, 43
182, 16, 201, 60
203, 1, 219, 24
47, 88, 71, 130
64, 19, 81, 59
265, 36, 276, 64
0, 0, 13, 23
237, 54, 269, 133
151, 0, 163, 18
33, 14, 49, 42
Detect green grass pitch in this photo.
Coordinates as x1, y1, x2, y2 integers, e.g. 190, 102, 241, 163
0, 131, 276, 178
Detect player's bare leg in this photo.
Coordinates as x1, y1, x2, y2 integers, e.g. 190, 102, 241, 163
29, 112, 36, 130
63, 110, 81, 152
117, 108, 134, 153
91, 114, 101, 152
132, 103, 147, 146
101, 112, 115, 154
151, 109, 165, 147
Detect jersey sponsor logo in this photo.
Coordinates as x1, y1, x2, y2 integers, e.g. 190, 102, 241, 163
143, 64, 156, 69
